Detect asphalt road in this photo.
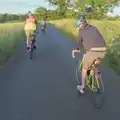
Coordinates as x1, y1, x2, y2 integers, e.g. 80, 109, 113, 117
0, 24, 120, 120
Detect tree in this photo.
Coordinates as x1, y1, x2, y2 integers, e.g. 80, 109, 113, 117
46, 0, 73, 17
74, 0, 120, 19
75, 0, 120, 12
0, 13, 25, 23
34, 7, 47, 20
0, 14, 5, 22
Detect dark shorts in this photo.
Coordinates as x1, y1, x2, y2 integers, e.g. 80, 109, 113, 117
83, 50, 106, 70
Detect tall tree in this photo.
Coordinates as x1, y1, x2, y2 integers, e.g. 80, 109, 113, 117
75, 0, 120, 12
46, 0, 73, 16
74, 0, 120, 19
34, 7, 47, 20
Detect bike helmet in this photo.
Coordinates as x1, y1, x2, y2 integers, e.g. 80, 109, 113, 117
28, 11, 33, 17
74, 14, 86, 28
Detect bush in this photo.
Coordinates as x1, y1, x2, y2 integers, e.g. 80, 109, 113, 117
105, 35, 120, 75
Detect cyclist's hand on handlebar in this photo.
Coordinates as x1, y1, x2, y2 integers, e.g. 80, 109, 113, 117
72, 48, 80, 58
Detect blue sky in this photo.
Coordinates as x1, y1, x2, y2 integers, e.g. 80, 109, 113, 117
0, 0, 51, 14
0, 0, 120, 16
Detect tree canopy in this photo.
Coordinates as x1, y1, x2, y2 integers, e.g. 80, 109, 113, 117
0, 0, 120, 23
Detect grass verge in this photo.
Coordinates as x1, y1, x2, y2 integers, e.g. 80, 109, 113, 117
0, 22, 25, 67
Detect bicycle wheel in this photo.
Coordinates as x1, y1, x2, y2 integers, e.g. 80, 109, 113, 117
76, 60, 82, 84
42, 28, 46, 34
29, 43, 33, 60
92, 70, 105, 108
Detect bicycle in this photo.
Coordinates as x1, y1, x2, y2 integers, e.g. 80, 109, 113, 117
41, 23, 46, 34
28, 31, 36, 59
72, 49, 105, 108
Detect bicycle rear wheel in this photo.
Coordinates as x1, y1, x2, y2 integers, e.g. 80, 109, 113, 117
29, 44, 33, 60
42, 28, 46, 33
92, 70, 105, 108
76, 60, 82, 84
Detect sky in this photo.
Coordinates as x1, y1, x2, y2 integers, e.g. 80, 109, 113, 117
0, 0, 51, 14
0, 0, 120, 16
108, 6, 120, 16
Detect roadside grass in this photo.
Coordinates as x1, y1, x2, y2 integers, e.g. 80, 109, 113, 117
0, 22, 25, 67
50, 19, 120, 75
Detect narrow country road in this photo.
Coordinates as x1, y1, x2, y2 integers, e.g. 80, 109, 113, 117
0, 24, 120, 120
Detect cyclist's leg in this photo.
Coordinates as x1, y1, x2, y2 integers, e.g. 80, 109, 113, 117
29, 30, 36, 49
42, 24, 45, 31
25, 30, 32, 49
32, 30, 36, 49
83, 51, 106, 78
77, 53, 87, 93
93, 51, 106, 77
77, 51, 97, 93
25, 30, 29, 45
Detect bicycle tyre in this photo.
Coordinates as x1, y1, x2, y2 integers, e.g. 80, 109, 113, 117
92, 71, 105, 108
42, 28, 46, 34
29, 44, 33, 60
76, 60, 82, 85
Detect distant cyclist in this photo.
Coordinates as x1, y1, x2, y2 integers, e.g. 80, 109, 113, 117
24, 11, 38, 50
72, 14, 107, 94
41, 17, 46, 32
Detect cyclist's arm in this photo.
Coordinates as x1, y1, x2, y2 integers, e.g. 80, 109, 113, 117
76, 33, 85, 53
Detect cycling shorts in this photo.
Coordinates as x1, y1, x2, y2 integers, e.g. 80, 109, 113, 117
82, 49, 106, 70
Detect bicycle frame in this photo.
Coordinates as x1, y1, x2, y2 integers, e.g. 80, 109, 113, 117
79, 59, 100, 92
72, 50, 100, 92
72, 49, 104, 108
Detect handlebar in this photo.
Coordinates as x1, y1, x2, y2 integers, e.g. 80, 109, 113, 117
72, 48, 80, 58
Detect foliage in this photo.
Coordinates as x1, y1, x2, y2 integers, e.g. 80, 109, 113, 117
45, 0, 120, 20
46, 0, 73, 16
0, 13, 25, 23
34, 7, 47, 20
0, 23, 25, 66
0, 0, 120, 22
74, 0, 120, 19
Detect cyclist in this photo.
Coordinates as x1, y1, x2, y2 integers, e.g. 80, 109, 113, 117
73, 14, 107, 94
41, 17, 46, 32
24, 11, 38, 50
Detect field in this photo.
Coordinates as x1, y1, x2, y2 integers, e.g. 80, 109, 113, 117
0, 22, 24, 67
50, 19, 120, 75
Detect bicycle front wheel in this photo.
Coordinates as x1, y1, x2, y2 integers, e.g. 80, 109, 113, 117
92, 71, 105, 108
76, 60, 82, 85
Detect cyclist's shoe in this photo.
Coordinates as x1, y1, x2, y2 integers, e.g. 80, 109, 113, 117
26, 44, 29, 51
77, 85, 85, 94
27, 46, 29, 50
33, 45, 36, 50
